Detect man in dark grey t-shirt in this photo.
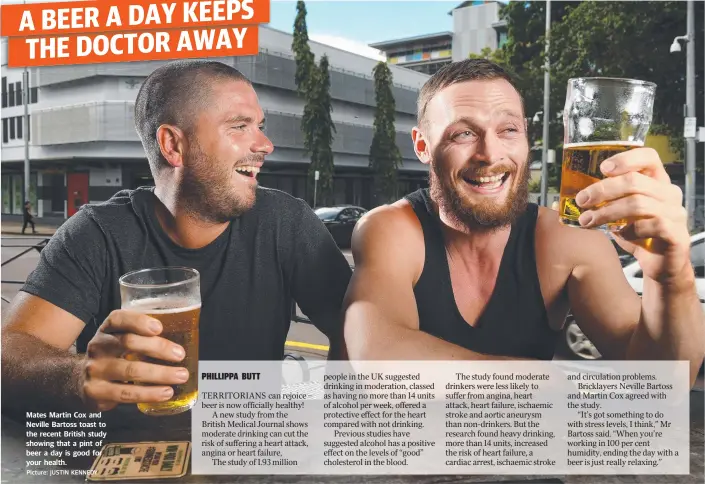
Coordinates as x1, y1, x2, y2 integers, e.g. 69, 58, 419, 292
1, 60, 352, 413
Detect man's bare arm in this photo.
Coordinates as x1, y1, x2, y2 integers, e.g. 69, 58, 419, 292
566, 148, 705, 387
3, 293, 189, 414
565, 227, 704, 386
634, 269, 704, 380
342, 204, 531, 361
2, 293, 87, 413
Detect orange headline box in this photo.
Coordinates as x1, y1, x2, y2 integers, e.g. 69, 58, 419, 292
0, 0, 269, 37
7, 25, 259, 67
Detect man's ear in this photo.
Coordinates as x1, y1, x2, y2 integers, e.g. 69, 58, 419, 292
156, 124, 186, 168
412, 126, 432, 165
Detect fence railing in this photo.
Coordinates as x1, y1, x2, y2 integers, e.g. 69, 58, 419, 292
1, 238, 50, 304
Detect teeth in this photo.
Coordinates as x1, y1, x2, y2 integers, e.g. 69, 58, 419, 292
471, 173, 505, 183
481, 180, 503, 189
235, 166, 260, 176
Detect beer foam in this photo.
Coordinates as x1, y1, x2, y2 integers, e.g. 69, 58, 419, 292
563, 140, 644, 149
124, 298, 201, 314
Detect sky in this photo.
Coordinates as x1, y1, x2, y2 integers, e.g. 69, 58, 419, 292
267, 1, 462, 60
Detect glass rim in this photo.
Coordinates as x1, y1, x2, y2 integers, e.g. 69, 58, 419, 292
567, 77, 656, 89
119, 266, 200, 290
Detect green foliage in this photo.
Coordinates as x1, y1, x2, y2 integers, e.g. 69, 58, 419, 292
292, 1, 315, 97
528, 178, 541, 193
496, 0, 705, 188
293, 1, 336, 206
550, 1, 701, 130
369, 61, 402, 205
303, 56, 336, 206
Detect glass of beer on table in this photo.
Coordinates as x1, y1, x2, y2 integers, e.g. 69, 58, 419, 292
559, 77, 656, 229
119, 267, 201, 416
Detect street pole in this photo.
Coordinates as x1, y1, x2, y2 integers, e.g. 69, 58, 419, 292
22, 0, 30, 207
540, 0, 551, 207
313, 170, 319, 208
23, 67, 30, 206
685, 0, 696, 232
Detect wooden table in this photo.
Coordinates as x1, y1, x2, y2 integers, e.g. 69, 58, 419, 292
2, 392, 703, 484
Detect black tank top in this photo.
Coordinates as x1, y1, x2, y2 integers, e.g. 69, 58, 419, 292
405, 188, 558, 360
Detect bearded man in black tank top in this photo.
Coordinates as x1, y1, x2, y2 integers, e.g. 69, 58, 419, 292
342, 59, 704, 387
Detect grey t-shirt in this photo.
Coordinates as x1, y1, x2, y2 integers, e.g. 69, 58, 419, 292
22, 186, 352, 360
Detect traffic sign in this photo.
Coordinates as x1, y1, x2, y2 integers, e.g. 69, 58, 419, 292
684, 117, 697, 138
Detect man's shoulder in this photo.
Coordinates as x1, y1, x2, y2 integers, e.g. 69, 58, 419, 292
80, 187, 147, 215
353, 198, 424, 261
252, 186, 308, 214
60, 188, 148, 236
359, 198, 421, 234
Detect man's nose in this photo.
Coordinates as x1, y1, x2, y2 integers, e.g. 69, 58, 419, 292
473, 132, 505, 164
253, 130, 274, 155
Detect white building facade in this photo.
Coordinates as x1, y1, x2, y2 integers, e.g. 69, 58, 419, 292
451, 0, 508, 61
1, 26, 431, 221
370, 1, 508, 76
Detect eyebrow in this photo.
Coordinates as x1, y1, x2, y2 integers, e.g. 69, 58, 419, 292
449, 111, 523, 127
224, 115, 266, 125
497, 109, 523, 120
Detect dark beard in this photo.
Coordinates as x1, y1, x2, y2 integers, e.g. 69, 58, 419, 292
429, 159, 530, 233
180, 142, 259, 224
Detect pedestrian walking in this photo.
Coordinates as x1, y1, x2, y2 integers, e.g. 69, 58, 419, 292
22, 201, 36, 234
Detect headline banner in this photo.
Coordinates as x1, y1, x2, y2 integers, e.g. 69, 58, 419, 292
0, 0, 269, 67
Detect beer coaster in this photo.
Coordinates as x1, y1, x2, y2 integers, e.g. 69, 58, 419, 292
86, 441, 190, 481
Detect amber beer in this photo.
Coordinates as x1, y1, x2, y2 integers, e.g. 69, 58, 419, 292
119, 267, 201, 417
125, 299, 200, 415
559, 141, 641, 229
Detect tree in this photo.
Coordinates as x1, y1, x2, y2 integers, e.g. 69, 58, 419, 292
292, 1, 336, 206
302, 55, 336, 207
550, 1, 703, 164
475, 2, 578, 191
292, 1, 315, 96
369, 61, 403, 205
493, 1, 705, 189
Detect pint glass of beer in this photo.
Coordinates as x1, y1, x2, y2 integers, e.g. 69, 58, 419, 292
119, 267, 201, 416
559, 77, 656, 229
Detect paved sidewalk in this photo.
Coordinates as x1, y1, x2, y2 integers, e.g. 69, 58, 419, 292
1, 221, 59, 236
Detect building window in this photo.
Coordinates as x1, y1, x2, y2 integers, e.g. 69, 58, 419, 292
11, 175, 23, 215
2, 118, 7, 143
498, 31, 508, 49
16, 116, 22, 139
1, 77, 6, 108
14, 81, 21, 106
9, 116, 15, 139
8, 83, 14, 107
30, 87, 37, 103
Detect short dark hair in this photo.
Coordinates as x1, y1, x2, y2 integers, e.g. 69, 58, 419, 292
417, 58, 523, 127
134, 60, 251, 172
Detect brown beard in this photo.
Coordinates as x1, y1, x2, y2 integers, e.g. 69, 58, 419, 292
429, 158, 530, 233
180, 140, 261, 223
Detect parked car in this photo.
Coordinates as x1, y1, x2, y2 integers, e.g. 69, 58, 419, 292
314, 205, 367, 248
559, 232, 705, 372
